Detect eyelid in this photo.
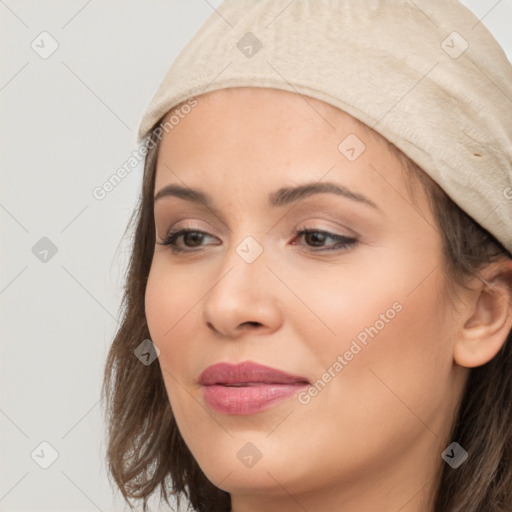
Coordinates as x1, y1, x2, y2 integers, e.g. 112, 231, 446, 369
295, 219, 357, 238
157, 218, 214, 238
158, 214, 358, 241
158, 225, 358, 255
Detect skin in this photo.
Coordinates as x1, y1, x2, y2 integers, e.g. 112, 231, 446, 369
145, 87, 512, 512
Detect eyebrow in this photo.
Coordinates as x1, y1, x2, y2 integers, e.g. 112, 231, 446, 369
154, 181, 379, 211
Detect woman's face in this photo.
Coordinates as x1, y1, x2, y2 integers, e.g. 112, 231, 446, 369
145, 87, 468, 510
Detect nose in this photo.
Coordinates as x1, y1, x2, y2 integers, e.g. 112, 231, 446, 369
202, 245, 283, 339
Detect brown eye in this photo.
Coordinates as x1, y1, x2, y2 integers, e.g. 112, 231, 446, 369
159, 229, 219, 253
291, 229, 357, 252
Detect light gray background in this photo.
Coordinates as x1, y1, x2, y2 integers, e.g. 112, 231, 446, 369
1, 1, 511, 511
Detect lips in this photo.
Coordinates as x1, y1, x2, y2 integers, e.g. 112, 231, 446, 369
198, 361, 310, 415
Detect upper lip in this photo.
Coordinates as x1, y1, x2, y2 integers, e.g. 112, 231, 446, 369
198, 361, 310, 386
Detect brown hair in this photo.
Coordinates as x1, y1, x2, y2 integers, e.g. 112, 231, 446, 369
102, 119, 512, 512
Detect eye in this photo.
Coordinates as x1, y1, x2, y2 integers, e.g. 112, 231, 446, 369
158, 228, 220, 253
157, 227, 357, 255
291, 229, 357, 252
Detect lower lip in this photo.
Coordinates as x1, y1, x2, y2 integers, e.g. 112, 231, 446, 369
202, 383, 308, 415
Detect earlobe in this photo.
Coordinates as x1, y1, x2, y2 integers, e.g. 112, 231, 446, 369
453, 259, 512, 369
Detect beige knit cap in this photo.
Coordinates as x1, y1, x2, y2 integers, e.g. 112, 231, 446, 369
138, 0, 512, 254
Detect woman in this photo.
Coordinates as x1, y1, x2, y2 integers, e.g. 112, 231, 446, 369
103, 1, 512, 511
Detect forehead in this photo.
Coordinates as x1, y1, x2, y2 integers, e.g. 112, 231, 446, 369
156, 87, 390, 171
152, 86, 426, 215
164, 87, 376, 136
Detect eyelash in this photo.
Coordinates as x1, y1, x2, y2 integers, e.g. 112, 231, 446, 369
158, 227, 357, 254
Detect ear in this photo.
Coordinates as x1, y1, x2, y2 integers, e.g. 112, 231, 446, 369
453, 258, 512, 369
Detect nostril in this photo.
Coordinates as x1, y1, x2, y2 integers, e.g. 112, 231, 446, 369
242, 321, 261, 328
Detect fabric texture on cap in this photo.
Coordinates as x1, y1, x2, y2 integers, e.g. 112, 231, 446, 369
138, 0, 512, 254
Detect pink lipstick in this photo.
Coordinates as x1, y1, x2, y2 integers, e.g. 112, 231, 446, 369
198, 361, 310, 415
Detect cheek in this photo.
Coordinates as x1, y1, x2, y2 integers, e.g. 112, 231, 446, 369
301, 256, 454, 446
144, 264, 205, 430
145, 258, 198, 338
144, 261, 201, 381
